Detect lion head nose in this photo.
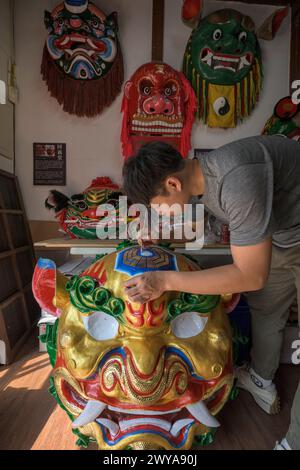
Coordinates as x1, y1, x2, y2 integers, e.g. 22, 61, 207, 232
127, 340, 165, 376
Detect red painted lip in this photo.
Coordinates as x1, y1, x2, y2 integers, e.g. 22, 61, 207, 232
55, 350, 233, 412
200, 47, 254, 72
97, 407, 195, 445
61, 378, 229, 446
59, 372, 230, 413
54, 34, 106, 53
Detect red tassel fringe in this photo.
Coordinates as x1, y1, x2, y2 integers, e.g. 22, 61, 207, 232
178, 72, 197, 158
121, 92, 133, 158
41, 44, 124, 118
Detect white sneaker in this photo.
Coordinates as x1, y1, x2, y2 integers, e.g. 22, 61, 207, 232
274, 438, 291, 450
236, 365, 280, 415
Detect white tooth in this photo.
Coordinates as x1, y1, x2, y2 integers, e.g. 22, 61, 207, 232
96, 418, 119, 436
60, 36, 70, 46
108, 405, 181, 415
186, 401, 220, 428
239, 55, 251, 70
214, 65, 236, 73
119, 418, 171, 432
72, 400, 106, 428
170, 419, 194, 436
207, 57, 212, 66
71, 35, 85, 43
87, 38, 97, 50
213, 55, 239, 63
201, 50, 213, 63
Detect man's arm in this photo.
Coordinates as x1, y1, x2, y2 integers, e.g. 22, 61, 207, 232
167, 238, 272, 293
124, 238, 272, 303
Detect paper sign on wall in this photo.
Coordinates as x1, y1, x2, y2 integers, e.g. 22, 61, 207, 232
33, 143, 66, 186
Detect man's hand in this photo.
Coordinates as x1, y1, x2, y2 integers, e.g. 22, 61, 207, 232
124, 272, 168, 304
137, 238, 159, 249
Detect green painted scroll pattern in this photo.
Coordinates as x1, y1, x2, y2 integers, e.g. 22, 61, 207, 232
168, 293, 220, 321
66, 275, 125, 320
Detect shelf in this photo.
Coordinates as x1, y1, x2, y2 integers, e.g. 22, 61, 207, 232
34, 238, 231, 256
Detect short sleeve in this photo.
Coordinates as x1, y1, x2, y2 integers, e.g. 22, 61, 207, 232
220, 162, 275, 246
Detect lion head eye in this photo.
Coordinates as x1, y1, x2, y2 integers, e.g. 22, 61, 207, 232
143, 86, 151, 95
213, 29, 223, 41
238, 31, 247, 43
82, 311, 119, 341
140, 79, 153, 96
171, 312, 208, 339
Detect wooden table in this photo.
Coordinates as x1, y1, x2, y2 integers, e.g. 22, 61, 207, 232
34, 238, 231, 256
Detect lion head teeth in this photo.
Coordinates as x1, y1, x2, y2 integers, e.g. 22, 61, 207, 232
186, 400, 220, 428
96, 418, 119, 436
72, 399, 106, 428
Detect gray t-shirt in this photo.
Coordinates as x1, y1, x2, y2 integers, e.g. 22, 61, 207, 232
194, 135, 300, 247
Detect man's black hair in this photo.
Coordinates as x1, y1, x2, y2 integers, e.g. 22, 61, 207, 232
122, 141, 185, 205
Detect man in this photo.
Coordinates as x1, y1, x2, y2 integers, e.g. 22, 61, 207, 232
122, 136, 300, 451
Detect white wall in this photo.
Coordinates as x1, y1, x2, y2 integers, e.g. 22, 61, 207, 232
15, 0, 291, 221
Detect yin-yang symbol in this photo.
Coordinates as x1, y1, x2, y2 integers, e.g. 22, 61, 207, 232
213, 97, 230, 116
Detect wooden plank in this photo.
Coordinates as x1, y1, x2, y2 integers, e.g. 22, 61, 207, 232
0, 209, 23, 214
152, 0, 165, 61
290, 0, 300, 84
0, 170, 36, 364
223, 0, 290, 4
34, 237, 230, 251
34, 238, 123, 248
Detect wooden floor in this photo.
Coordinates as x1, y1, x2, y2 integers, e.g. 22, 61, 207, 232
0, 332, 298, 451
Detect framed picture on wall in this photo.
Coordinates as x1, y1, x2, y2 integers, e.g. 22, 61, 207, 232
33, 143, 66, 186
